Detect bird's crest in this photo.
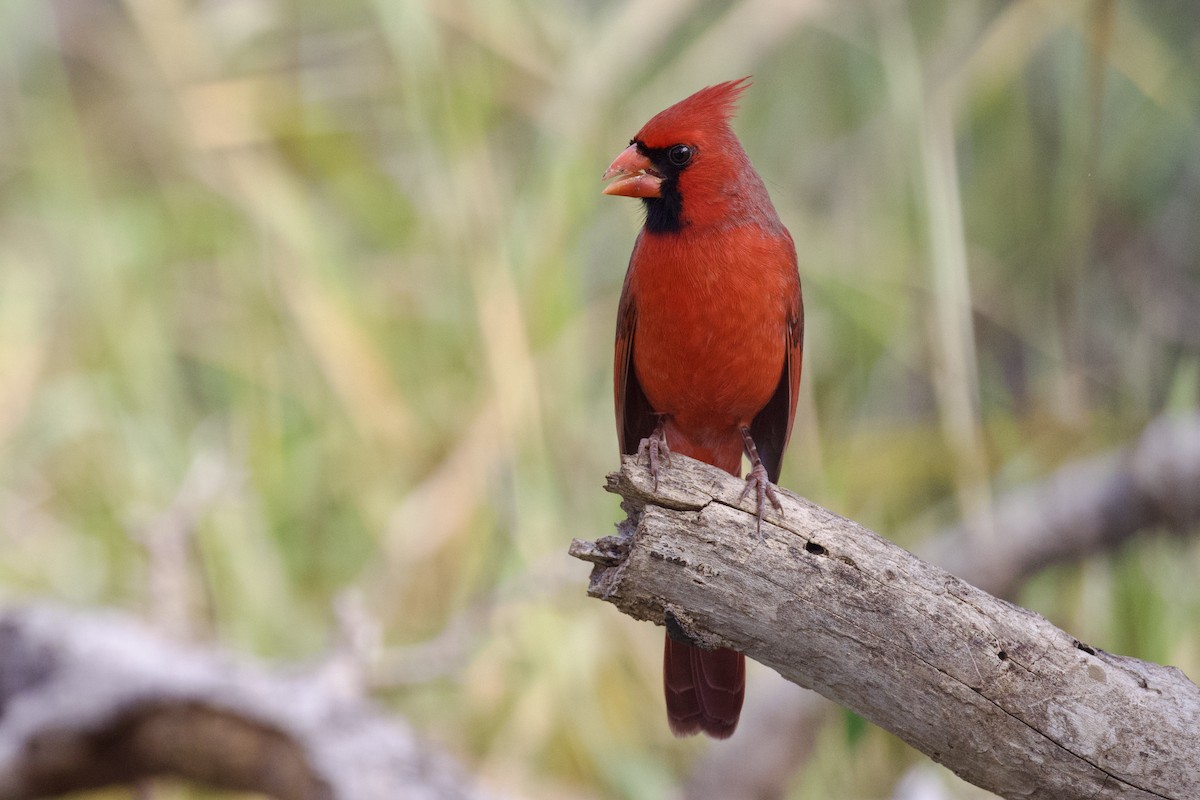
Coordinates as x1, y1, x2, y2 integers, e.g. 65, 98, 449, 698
635, 77, 751, 147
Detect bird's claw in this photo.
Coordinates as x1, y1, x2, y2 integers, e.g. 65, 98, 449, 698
636, 427, 671, 490
739, 462, 783, 538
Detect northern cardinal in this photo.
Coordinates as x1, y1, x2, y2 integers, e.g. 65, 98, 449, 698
602, 78, 803, 739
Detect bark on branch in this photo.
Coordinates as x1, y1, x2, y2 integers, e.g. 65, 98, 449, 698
683, 410, 1200, 800
0, 605, 491, 800
569, 453, 1200, 800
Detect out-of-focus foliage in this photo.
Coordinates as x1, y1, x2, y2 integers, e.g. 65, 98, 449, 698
0, 1, 1197, 798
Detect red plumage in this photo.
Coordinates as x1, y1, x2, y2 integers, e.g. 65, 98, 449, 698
603, 79, 804, 738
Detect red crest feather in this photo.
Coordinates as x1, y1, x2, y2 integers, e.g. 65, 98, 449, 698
634, 77, 751, 147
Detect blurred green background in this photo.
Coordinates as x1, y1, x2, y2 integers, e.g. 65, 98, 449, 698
1, 0, 1198, 798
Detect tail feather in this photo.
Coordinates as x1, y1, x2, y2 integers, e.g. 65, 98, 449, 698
663, 636, 745, 738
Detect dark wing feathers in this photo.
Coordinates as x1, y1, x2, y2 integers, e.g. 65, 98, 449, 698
615, 276, 657, 456
749, 305, 803, 482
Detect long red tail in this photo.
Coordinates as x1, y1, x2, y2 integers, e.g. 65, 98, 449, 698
663, 636, 745, 738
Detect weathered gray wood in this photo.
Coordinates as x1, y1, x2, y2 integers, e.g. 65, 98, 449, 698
683, 410, 1200, 800
0, 605, 491, 800
570, 454, 1200, 800
925, 411, 1200, 597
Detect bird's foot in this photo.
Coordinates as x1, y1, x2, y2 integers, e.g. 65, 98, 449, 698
739, 461, 782, 537
636, 423, 671, 489
738, 426, 783, 537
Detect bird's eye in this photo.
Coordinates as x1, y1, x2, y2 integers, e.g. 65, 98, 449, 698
668, 144, 693, 167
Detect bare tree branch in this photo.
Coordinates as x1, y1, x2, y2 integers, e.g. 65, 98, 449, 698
570, 448, 1200, 800
0, 605, 493, 800
684, 410, 1200, 800
924, 411, 1200, 596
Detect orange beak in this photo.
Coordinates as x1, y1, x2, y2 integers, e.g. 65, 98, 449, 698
602, 144, 662, 198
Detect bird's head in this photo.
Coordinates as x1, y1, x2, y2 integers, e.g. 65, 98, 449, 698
602, 77, 765, 233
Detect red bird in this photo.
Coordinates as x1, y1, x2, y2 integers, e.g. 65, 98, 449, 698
602, 79, 803, 739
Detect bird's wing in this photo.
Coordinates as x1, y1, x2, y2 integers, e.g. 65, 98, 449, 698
614, 265, 658, 456
749, 265, 803, 483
